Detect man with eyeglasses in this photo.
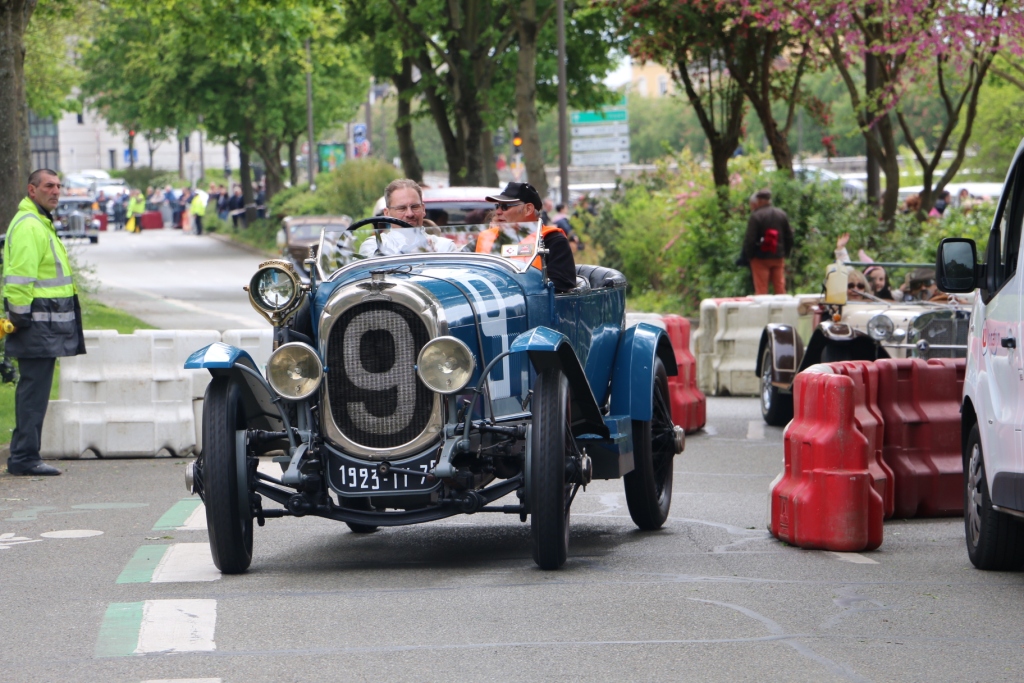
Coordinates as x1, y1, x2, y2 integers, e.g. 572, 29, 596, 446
359, 179, 456, 256
486, 182, 577, 292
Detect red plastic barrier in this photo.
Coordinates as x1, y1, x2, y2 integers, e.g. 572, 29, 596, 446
829, 361, 895, 519
875, 358, 963, 518
770, 371, 884, 551
94, 212, 108, 231
140, 211, 163, 230
661, 315, 706, 434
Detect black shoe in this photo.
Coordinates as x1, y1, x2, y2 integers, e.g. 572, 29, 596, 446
9, 463, 62, 476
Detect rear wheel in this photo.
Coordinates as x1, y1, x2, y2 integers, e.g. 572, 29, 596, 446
964, 424, 1024, 570
624, 357, 675, 530
203, 376, 253, 574
530, 367, 571, 570
760, 347, 793, 427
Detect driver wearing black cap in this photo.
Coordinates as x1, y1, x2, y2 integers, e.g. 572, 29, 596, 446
486, 182, 577, 292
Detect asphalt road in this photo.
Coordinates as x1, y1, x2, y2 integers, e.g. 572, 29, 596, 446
3, 396, 1022, 683
73, 229, 267, 331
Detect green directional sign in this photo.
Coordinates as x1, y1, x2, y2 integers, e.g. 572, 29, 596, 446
571, 108, 628, 125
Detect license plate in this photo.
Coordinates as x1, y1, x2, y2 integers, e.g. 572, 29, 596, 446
327, 449, 441, 495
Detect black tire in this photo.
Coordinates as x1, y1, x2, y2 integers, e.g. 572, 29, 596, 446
88, 235, 98, 244
760, 347, 793, 427
624, 357, 675, 530
343, 497, 379, 534
203, 376, 254, 574
964, 424, 1024, 570
530, 367, 571, 570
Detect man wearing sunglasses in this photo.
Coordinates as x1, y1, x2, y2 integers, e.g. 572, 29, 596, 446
486, 182, 577, 292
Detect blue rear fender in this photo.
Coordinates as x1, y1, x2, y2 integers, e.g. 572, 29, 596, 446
609, 323, 677, 422
509, 327, 609, 438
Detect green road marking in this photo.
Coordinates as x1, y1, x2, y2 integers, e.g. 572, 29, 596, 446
95, 602, 143, 657
5, 505, 56, 521
152, 498, 201, 530
116, 545, 169, 584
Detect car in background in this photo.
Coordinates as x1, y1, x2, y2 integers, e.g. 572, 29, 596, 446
757, 263, 969, 425
278, 215, 353, 276
373, 186, 501, 225
794, 164, 865, 201
54, 196, 101, 244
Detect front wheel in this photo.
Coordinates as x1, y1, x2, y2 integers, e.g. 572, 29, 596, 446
203, 376, 254, 574
624, 357, 675, 530
964, 424, 1024, 570
760, 347, 793, 427
530, 367, 571, 570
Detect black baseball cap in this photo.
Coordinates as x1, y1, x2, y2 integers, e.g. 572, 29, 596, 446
486, 182, 542, 210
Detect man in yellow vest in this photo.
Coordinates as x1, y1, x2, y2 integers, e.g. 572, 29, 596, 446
190, 190, 207, 236
3, 169, 86, 476
126, 189, 146, 233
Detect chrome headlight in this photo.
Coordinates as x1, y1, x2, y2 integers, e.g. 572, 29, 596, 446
867, 314, 894, 341
266, 342, 323, 400
416, 336, 475, 394
247, 260, 302, 325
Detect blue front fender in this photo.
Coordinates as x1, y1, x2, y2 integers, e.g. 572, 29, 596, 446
610, 323, 677, 422
509, 327, 609, 438
185, 342, 259, 371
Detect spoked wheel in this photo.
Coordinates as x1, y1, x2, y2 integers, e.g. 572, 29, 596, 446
760, 347, 793, 427
964, 425, 1024, 570
624, 357, 675, 530
530, 367, 573, 570
202, 376, 254, 574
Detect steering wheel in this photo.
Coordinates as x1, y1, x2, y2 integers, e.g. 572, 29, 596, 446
347, 216, 414, 256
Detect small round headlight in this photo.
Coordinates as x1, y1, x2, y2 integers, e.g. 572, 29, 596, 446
266, 342, 323, 400
867, 314, 894, 341
416, 336, 475, 394
251, 266, 297, 311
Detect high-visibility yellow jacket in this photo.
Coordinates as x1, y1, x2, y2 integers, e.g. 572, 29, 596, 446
2, 197, 85, 358
190, 193, 207, 217
127, 194, 146, 217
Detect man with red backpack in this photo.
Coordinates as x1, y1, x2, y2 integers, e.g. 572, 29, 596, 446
742, 189, 793, 294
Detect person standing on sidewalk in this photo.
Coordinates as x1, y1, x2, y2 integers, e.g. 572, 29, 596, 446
742, 189, 793, 294
3, 170, 87, 476
126, 189, 146, 233
190, 189, 207, 236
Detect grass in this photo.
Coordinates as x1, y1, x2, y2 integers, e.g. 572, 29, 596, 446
0, 295, 155, 450
206, 214, 280, 255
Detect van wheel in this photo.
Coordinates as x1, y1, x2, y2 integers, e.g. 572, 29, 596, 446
964, 424, 1024, 570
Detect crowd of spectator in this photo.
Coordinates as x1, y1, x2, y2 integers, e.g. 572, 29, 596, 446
97, 180, 267, 231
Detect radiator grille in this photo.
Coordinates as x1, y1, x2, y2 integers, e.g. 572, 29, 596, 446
326, 301, 434, 449
913, 312, 969, 359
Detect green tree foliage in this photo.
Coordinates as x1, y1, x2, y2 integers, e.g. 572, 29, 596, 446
274, 158, 400, 219
24, 0, 83, 119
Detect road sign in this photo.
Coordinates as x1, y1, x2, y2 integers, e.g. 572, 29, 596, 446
572, 151, 630, 167
571, 136, 629, 152
572, 123, 629, 138
570, 108, 627, 125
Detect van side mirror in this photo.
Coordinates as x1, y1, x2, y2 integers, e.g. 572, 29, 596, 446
936, 237, 979, 293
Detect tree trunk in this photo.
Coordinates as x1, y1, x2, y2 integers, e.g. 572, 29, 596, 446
147, 141, 155, 169
481, 130, 498, 187
515, 0, 547, 196
454, 74, 486, 186
0, 0, 35, 233
256, 136, 283, 204
876, 113, 901, 223
393, 58, 423, 183
239, 145, 256, 226
288, 137, 299, 187
709, 142, 733, 189
418, 61, 464, 185
178, 137, 184, 178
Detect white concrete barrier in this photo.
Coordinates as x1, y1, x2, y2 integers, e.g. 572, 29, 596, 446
221, 328, 274, 370
625, 312, 666, 330
41, 329, 220, 458
711, 296, 801, 395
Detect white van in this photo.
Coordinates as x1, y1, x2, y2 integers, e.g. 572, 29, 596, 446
936, 139, 1024, 571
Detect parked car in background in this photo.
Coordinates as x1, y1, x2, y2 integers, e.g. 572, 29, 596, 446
54, 196, 101, 244
278, 215, 353, 276
794, 164, 866, 201
935, 136, 1024, 571
185, 217, 684, 573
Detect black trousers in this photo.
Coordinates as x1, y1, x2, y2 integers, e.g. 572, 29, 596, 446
194, 215, 203, 235
8, 357, 56, 473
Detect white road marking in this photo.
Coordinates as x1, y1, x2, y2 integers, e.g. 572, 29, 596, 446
151, 544, 221, 583
746, 421, 765, 440
135, 599, 217, 654
40, 529, 104, 539
703, 425, 718, 436
0, 532, 41, 550
827, 551, 879, 565
142, 679, 222, 683
178, 504, 207, 531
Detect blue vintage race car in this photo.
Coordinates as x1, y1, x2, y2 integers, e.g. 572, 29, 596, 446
184, 217, 684, 571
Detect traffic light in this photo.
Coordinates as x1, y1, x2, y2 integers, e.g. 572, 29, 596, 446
512, 130, 523, 153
